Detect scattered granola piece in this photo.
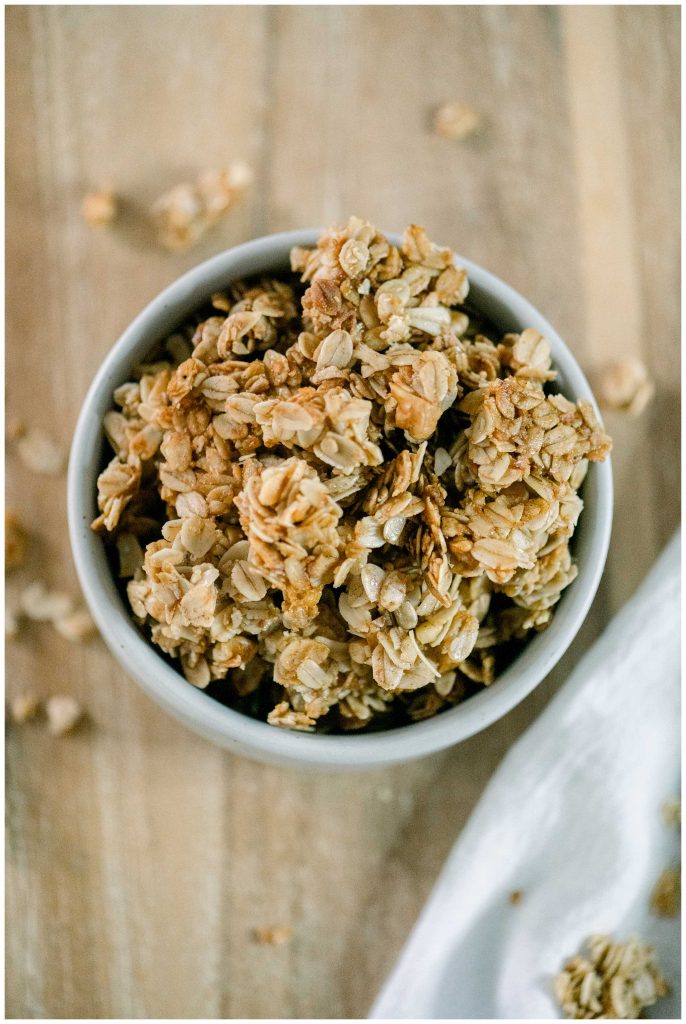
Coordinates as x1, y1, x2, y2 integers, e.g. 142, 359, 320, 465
434, 101, 482, 141
20, 582, 74, 623
10, 692, 40, 724
595, 358, 655, 417
509, 890, 523, 905
253, 925, 293, 946
6, 416, 25, 441
661, 797, 681, 829
82, 185, 117, 227
94, 216, 611, 732
650, 867, 680, 918
152, 161, 253, 251
5, 606, 19, 638
5, 511, 28, 571
46, 695, 83, 736
53, 608, 98, 642
16, 429, 65, 476
554, 934, 669, 1019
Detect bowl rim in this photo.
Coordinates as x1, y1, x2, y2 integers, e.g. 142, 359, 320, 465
68, 228, 613, 767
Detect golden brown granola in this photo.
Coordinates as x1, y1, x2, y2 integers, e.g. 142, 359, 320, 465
554, 934, 668, 1019
16, 429, 65, 476
650, 867, 680, 918
434, 101, 482, 141
53, 608, 98, 642
152, 162, 252, 252
5, 510, 28, 571
82, 186, 117, 227
661, 797, 681, 829
93, 217, 611, 732
594, 358, 654, 417
46, 695, 83, 736
252, 925, 293, 946
10, 692, 40, 724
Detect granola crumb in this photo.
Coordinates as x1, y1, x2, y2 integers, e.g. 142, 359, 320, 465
5, 606, 20, 638
20, 582, 74, 623
6, 416, 26, 441
650, 867, 680, 918
6, 510, 28, 571
509, 889, 523, 905
554, 934, 669, 1019
661, 797, 681, 829
46, 695, 83, 736
10, 692, 40, 724
82, 185, 117, 227
152, 161, 253, 252
595, 358, 655, 417
434, 101, 482, 141
16, 429, 65, 476
53, 608, 98, 642
252, 925, 293, 946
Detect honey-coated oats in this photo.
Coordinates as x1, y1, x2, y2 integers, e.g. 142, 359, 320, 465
554, 934, 668, 1019
94, 217, 611, 731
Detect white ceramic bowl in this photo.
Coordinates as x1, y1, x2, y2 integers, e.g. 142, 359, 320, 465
68, 229, 612, 769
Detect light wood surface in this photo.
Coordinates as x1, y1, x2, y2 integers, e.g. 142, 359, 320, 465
6, 6, 680, 1019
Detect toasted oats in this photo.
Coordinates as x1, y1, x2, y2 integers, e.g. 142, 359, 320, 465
46, 695, 83, 736
661, 797, 681, 829
20, 583, 73, 622
82, 185, 117, 227
53, 608, 97, 642
554, 935, 668, 1019
6, 416, 26, 441
434, 101, 482, 141
10, 692, 40, 724
253, 925, 293, 945
595, 358, 655, 417
152, 162, 253, 251
5, 510, 28, 571
650, 867, 680, 918
94, 216, 611, 731
17, 430, 65, 476
5, 606, 19, 638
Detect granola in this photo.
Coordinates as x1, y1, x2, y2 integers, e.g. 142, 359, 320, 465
94, 217, 611, 732
9, 692, 40, 724
16, 429, 65, 476
595, 358, 654, 417
5, 510, 27, 571
554, 934, 668, 1019
152, 162, 253, 251
46, 695, 83, 736
434, 101, 482, 141
82, 186, 117, 227
650, 866, 680, 918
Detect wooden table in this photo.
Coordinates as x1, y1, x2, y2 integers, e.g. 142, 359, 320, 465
6, 6, 679, 1018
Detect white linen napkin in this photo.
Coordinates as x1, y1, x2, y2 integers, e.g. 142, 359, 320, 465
371, 533, 681, 1020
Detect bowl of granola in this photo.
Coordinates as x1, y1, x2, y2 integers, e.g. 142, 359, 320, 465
68, 218, 612, 768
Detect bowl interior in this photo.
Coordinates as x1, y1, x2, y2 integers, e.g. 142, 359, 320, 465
68, 230, 612, 767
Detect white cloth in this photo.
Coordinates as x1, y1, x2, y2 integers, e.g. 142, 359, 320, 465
371, 534, 681, 1020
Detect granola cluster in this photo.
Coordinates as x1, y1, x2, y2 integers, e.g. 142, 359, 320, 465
554, 935, 668, 1019
93, 217, 611, 731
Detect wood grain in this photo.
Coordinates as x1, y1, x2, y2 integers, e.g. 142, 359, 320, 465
6, 6, 680, 1018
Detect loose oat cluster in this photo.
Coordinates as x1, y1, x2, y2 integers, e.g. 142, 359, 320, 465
93, 217, 611, 731
554, 934, 668, 1019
